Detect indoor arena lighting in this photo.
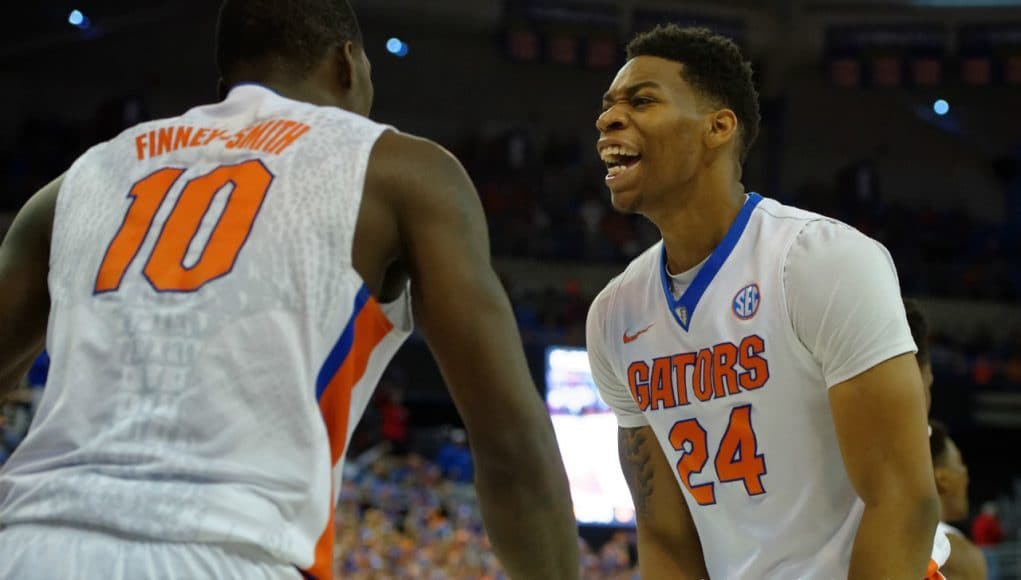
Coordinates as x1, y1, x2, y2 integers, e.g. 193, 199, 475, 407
386, 37, 409, 58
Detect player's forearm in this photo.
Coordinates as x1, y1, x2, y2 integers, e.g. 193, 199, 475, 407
849, 496, 939, 579
472, 419, 580, 580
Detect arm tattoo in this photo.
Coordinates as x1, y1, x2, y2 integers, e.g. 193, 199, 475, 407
619, 427, 656, 518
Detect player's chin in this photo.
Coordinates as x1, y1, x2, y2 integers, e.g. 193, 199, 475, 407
608, 187, 642, 214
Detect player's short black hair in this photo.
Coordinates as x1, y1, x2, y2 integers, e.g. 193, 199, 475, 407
216, 0, 363, 83
626, 25, 760, 161
929, 420, 949, 466
904, 299, 930, 366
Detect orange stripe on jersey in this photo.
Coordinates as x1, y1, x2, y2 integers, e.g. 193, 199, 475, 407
318, 292, 393, 464
305, 287, 393, 579
305, 492, 336, 580
925, 558, 945, 580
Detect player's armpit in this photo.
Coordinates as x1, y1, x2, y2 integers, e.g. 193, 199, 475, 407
0, 176, 59, 396
619, 426, 708, 580
828, 353, 940, 580
364, 130, 580, 580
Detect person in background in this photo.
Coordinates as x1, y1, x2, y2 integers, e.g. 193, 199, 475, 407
972, 501, 1006, 579
930, 421, 987, 580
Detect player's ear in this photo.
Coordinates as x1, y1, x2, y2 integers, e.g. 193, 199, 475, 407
705, 108, 737, 152
335, 41, 358, 90
933, 466, 951, 495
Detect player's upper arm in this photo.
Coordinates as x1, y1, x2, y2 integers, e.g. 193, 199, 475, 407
784, 220, 917, 388
786, 221, 937, 508
0, 176, 60, 394
586, 288, 647, 428
363, 130, 542, 435
786, 219, 935, 503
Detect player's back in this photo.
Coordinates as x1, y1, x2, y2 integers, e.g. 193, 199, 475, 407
0, 85, 412, 573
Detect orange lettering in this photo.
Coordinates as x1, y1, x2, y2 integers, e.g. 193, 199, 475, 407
738, 335, 769, 390
189, 128, 210, 148
156, 127, 173, 157
135, 134, 147, 160
204, 129, 228, 145
225, 129, 247, 149
173, 126, 194, 150
713, 342, 740, 396
627, 361, 651, 412
671, 353, 695, 407
252, 120, 286, 150
238, 121, 273, 149
692, 348, 714, 402
271, 123, 310, 154
262, 120, 296, 152
649, 356, 676, 410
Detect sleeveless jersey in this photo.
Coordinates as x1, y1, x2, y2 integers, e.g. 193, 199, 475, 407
0, 84, 412, 579
588, 194, 917, 579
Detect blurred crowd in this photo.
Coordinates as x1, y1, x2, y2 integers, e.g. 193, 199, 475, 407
4, 111, 1021, 301
449, 129, 1021, 303
335, 450, 638, 579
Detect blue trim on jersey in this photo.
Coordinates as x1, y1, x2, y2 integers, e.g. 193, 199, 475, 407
315, 284, 371, 400
659, 193, 763, 332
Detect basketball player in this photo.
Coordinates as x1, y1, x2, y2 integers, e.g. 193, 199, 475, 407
0, 1, 579, 578
929, 422, 987, 580
587, 25, 938, 578
904, 302, 985, 579
903, 299, 955, 579
904, 299, 935, 412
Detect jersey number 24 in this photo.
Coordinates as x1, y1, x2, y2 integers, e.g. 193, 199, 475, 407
94, 160, 272, 294
670, 404, 766, 505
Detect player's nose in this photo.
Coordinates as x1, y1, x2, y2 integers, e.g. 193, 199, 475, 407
596, 104, 627, 134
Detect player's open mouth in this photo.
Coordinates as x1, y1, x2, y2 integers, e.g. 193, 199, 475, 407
600, 145, 642, 181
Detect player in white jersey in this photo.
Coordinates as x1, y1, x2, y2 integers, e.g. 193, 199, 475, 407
587, 25, 939, 578
0, 1, 580, 578
929, 422, 987, 579
903, 300, 954, 579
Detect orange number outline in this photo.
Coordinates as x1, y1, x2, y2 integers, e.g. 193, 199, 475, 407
668, 405, 768, 506
93, 159, 274, 294
669, 418, 716, 505
713, 404, 767, 496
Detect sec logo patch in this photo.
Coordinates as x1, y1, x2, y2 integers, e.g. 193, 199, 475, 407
732, 283, 760, 320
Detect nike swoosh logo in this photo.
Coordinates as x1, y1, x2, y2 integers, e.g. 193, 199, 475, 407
623, 323, 655, 344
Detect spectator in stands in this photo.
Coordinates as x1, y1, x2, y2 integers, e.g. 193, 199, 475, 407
436, 428, 474, 484
930, 421, 987, 580
378, 387, 410, 455
972, 501, 1006, 579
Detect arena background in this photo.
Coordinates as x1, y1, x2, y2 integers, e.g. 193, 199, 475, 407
2, 0, 1020, 577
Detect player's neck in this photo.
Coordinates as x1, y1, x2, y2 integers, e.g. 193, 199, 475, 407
234, 78, 357, 113
654, 180, 746, 275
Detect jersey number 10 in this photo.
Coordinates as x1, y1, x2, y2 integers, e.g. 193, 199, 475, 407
670, 404, 766, 506
94, 160, 273, 294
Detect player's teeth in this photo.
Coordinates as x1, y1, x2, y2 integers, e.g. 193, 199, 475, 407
607, 165, 626, 176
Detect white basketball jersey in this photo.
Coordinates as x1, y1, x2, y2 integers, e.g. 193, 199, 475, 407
0, 85, 412, 579
589, 194, 918, 579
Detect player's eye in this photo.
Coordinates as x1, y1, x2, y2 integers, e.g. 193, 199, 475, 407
631, 96, 654, 108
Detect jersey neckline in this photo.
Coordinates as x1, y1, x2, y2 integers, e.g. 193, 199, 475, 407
658, 193, 763, 332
